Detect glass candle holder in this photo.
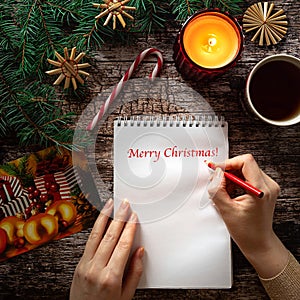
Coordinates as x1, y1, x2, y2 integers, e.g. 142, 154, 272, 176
173, 9, 244, 80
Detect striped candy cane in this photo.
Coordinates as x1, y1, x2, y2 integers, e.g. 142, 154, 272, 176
87, 48, 163, 131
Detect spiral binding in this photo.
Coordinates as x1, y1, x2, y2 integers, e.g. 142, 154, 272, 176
117, 115, 226, 127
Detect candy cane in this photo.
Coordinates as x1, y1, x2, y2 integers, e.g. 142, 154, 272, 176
87, 48, 164, 131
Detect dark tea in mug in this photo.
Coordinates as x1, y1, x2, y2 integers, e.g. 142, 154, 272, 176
246, 55, 300, 126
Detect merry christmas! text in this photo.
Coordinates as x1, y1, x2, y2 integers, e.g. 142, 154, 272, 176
127, 146, 219, 162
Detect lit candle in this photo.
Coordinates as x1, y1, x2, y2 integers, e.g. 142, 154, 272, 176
173, 9, 243, 80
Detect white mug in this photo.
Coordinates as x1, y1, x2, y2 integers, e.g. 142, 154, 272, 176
245, 54, 300, 126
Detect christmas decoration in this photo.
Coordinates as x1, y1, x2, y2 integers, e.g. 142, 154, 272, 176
0, 147, 98, 261
0, 179, 15, 205
23, 213, 59, 245
71, 192, 94, 217
24, 184, 56, 220
46, 47, 90, 90
0, 0, 242, 149
93, 0, 137, 30
0, 176, 30, 218
0, 216, 25, 245
46, 201, 77, 230
0, 176, 23, 205
243, 2, 288, 46
87, 47, 164, 131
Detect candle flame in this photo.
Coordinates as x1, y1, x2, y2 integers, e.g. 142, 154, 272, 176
208, 37, 217, 47
202, 35, 218, 53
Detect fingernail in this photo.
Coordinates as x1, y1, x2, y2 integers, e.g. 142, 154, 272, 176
129, 212, 138, 223
101, 198, 113, 213
120, 199, 130, 210
138, 247, 145, 259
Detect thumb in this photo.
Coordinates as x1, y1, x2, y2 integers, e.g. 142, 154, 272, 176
122, 247, 144, 299
208, 167, 233, 213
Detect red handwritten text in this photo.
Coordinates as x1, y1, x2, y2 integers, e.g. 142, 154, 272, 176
127, 146, 218, 162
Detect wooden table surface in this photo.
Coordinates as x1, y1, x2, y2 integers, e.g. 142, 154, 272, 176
0, 0, 299, 299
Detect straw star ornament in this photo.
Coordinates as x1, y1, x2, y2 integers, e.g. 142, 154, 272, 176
93, 0, 136, 30
243, 2, 288, 46
46, 47, 90, 90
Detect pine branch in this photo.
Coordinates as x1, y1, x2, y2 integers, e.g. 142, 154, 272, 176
0, 116, 8, 137
0, 1, 85, 150
171, 0, 203, 21
0, 162, 20, 177
171, 0, 242, 21
131, 0, 168, 34
0, 50, 22, 115
0, 156, 35, 187
67, 4, 111, 50
15, 0, 82, 79
18, 156, 31, 176
204, 0, 243, 15
11, 84, 76, 149
0, 17, 20, 51
0, 61, 76, 149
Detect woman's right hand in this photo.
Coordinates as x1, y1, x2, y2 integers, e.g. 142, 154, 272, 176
208, 154, 289, 279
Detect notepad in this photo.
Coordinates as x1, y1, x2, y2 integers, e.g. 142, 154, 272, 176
114, 115, 231, 288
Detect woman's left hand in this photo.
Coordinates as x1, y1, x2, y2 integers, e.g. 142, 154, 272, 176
70, 199, 144, 300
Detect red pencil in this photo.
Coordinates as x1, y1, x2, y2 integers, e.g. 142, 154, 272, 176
205, 161, 264, 198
